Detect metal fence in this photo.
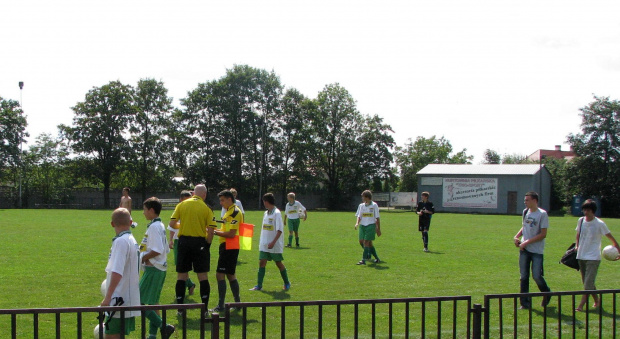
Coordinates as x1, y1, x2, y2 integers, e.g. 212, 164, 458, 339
1, 290, 619, 339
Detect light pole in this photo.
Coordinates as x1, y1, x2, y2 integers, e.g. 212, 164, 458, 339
18, 81, 24, 208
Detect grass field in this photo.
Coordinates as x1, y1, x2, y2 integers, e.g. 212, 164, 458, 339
1, 208, 619, 338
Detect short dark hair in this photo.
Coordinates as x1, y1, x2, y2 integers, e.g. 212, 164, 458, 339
143, 197, 162, 215
262, 193, 275, 205
581, 199, 597, 213
218, 190, 235, 202
180, 190, 192, 199
525, 191, 539, 202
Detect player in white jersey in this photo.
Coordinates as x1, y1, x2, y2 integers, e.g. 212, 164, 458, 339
220, 188, 245, 218
101, 208, 140, 338
354, 190, 381, 265
250, 193, 291, 291
140, 197, 175, 339
284, 192, 307, 248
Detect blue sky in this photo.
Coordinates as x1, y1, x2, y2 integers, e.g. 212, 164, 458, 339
2, 0, 619, 162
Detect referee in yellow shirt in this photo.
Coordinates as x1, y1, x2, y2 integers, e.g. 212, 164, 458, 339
169, 184, 216, 318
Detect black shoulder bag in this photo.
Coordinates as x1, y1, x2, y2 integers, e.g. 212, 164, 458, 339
559, 217, 583, 271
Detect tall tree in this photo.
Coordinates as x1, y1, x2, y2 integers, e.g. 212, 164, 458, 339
567, 95, 620, 216
129, 79, 175, 202
395, 136, 472, 192
0, 96, 28, 180
59, 81, 135, 208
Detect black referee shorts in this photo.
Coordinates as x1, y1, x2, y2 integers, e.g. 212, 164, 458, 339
177, 236, 210, 273
216, 242, 240, 275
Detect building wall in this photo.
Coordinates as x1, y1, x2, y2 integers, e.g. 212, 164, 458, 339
417, 172, 551, 215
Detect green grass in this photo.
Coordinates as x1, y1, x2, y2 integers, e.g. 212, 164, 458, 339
1, 209, 619, 338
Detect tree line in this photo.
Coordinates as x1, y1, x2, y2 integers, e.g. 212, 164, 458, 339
1, 66, 618, 215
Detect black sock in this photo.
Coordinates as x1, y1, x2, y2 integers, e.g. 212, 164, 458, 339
423, 232, 428, 248
175, 280, 186, 304
230, 279, 240, 302
200, 280, 210, 309
217, 280, 226, 309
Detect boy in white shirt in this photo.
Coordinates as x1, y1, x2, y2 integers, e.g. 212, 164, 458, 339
284, 192, 307, 248
140, 197, 175, 339
575, 199, 620, 311
354, 190, 381, 265
101, 208, 140, 339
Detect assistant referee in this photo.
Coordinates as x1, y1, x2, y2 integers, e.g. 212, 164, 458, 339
169, 184, 216, 317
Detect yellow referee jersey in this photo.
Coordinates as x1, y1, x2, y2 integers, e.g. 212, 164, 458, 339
170, 196, 216, 237
218, 205, 244, 244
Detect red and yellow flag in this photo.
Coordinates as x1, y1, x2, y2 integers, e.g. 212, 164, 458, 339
225, 223, 254, 250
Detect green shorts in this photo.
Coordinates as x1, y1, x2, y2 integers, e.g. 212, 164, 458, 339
259, 251, 284, 262
104, 316, 136, 335
288, 218, 301, 232
139, 266, 167, 305
358, 224, 376, 241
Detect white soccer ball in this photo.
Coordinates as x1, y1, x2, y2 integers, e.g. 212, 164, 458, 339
94, 324, 102, 338
602, 245, 619, 261
100, 279, 107, 297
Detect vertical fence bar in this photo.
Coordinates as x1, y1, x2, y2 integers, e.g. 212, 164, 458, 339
421, 301, 426, 338
557, 296, 562, 339
318, 304, 323, 339
336, 304, 341, 339
242, 306, 248, 339
77, 312, 82, 339
12, 313, 17, 339
281, 306, 286, 339
212, 312, 220, 339
543, 299, 547, 339
452, 300, 457, 339
405, 302, 409, 339
598, 294, 603, 339
572, 295, 576, 339
262, 306, 266, 339
354, 303, 359, 339
371, 303, 376, 339
437, 301, 441, 339
498, 298, 503, 339
614, 292, 617, 339
389, 302, 393, 339
512, 299, 517, 339
33, 312, 38, 339
467, 299, 471, 339
55, 313, 61, 338
300, 305, 304, 339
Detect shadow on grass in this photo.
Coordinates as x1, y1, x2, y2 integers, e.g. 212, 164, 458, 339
531, 306, 584, 328
426, 250, 444, 255
259, 289, 292, 300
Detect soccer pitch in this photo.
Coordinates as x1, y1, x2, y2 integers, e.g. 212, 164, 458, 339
1, 208, 619, 337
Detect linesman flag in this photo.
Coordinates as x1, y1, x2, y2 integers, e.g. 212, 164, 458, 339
226, 223, 254, 250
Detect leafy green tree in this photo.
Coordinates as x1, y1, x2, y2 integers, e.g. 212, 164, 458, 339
501, 153, 530, 164
22, 133, 73, 205
0, 96, 28, 180
395, 136, 472, 191
128, 79, 176, 201
483, 149, 501, 164
59, 81, 135, 208
567, 95, 620, 216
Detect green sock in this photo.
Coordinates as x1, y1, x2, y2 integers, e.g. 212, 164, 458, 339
257, 267, 266, 287
363, 247, 369, 261
186, 278, 195, 289
295, 237, 299, 245
145, 309, 162, 336
370, 246, 379, 260
280, 268, 290, 285
288, 235, 293, 246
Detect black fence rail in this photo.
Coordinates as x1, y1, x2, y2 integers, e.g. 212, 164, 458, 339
2, 290, 618, 339
0, 303, 208, 339
483, 289, 620, 339
223, 296, 472, 339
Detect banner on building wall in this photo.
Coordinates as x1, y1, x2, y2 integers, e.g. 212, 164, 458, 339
442, 178, 498, 208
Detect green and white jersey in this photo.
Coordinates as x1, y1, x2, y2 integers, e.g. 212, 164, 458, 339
260, 207, 284, 253
356, 201, 380, 226
285, 200, 306, 220
105, 231, 141, 317
139, 218, 169, 271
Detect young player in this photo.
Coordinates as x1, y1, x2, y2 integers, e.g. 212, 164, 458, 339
211, 190, 244, 313
416, 192, 435, 252
139, 197, 175, 339
354, 190, 381, 265
101, 208, 140, 339
284, 192, 307, 248
167, 190, 196, 295
250, 193, 291, 291
119, 187, 137, 228
220, 188, 245, 218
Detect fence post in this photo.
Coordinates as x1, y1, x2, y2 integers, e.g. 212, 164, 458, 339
211, 312, 220, 339
471, 304, 483, 339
